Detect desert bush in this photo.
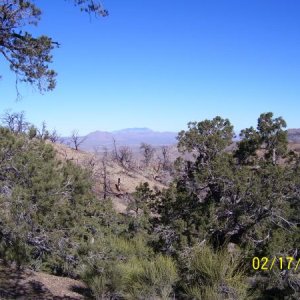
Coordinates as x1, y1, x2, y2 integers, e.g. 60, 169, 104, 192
116, 255, 178, 299
0, 127, 118, 276
1, 112, 300, 299
82, 233, 178, 299
179, 244, 248, 300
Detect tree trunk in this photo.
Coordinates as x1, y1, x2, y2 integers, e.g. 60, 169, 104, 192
272, 148, 276, 165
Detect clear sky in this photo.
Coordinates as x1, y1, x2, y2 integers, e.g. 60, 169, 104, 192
1, 0, 299, 135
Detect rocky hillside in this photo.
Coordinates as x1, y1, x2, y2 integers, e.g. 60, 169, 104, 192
51, 142, 169, 213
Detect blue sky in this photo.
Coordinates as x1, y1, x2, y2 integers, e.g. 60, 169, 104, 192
1, 0, 299, 135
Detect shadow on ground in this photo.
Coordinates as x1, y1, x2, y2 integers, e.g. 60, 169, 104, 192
0, 264, 90, 299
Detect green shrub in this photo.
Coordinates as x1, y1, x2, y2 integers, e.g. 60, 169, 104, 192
116, 255, 178, 299
0, 127, 118, 276
180, 244, 248, 300
82, 234, 178, 299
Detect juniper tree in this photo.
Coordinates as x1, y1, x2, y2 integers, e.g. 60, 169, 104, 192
177, 116, 234, 164
235, 112, 288, 165
146, 113, 300, 298
155, 114, 297, 248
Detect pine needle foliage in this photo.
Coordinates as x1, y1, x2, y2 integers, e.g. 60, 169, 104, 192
116, 255, 178, 299
0, 127, 118, 276
180, 244, 248, 300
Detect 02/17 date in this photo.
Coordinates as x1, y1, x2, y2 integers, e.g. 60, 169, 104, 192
252, 257, 300, 271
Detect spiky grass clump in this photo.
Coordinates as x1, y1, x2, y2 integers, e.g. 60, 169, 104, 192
81, 234, 178, 299
116, 255, 178, 300
181, 244, 248, 300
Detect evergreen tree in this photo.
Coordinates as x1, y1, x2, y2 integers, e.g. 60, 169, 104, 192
0, 0, 108, 93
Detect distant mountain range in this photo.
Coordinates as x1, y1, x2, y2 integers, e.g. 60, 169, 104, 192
63, 128, 178, 151
62, 128, 300, 152
288, 129, 300, 143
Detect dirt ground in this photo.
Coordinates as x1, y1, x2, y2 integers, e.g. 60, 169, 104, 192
0, 264, 91, 300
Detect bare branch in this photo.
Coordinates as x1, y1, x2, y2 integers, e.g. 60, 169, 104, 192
70, 130, 87, 151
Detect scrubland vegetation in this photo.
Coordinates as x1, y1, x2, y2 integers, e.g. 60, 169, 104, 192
0, 111, 299, 299
1, 1, 299, 299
